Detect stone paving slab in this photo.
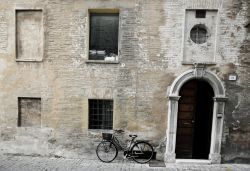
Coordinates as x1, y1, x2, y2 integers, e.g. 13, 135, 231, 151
0, 155, 250, 171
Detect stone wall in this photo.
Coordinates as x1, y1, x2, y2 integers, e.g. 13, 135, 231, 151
0, 0, 249, 163
220, 0, 250, 163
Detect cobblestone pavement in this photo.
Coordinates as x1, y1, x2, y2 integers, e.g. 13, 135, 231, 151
0, 155, 250, 171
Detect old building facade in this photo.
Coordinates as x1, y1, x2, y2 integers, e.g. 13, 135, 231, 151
0, 0, 249, 164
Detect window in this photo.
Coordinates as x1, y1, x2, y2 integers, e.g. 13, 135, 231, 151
245, 23, 250, 33
196, 10, 206, 18
18, 97, 41, 127
89, 13, 119, 61
190, 24, 208, 44
16, 10, 43, 61
89, 99, 113, 129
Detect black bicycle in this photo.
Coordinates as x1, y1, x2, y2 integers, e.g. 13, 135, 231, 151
96, 129, 154, 164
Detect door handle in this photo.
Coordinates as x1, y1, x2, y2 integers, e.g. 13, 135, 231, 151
183, 120, 195, 125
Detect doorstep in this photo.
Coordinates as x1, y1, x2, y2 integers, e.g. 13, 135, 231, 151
175, 159, 211, 165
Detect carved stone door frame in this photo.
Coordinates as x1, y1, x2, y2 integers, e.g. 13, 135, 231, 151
165, 64, 227, 164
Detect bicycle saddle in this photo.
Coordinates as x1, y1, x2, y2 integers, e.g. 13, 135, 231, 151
129, 134, 137, 138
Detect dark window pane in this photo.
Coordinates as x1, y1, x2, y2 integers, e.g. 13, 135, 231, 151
190, 25, 208, 44
89, 99, 113, 129
196, 10, 206, 18
89, 13, 119, 60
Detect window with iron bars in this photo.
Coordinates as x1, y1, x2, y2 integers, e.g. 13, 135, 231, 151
89, 99, 113, 129
195, 10, 206, 18
190, 24, 208, 44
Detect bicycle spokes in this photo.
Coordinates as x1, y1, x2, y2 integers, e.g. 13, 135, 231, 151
131, 142, 154, 164
96, 141, 118, 163
96, 131, 154, 164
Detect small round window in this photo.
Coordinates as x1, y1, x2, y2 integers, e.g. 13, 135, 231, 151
190, 24, 208, 44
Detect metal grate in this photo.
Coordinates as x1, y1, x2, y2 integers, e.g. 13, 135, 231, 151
89, 99, 113, 129
190, 25, 208, 44
195, 10, 206, 18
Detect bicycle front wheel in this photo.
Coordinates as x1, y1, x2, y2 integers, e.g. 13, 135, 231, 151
131, 141, 154, 164
96, 141, 118, 163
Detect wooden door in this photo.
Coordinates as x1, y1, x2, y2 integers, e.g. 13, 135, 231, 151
175, 80, 214, 159
175, 80, 197, 159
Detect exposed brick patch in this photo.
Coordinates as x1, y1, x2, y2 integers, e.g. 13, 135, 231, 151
18, 98, 41, 127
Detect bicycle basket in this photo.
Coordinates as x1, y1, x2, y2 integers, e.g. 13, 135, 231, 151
102, 133, 113, 140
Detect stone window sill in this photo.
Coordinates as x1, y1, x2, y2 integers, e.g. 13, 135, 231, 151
16, 59, 43, 62
181, 61, 216, 65
86, 60, 119, 64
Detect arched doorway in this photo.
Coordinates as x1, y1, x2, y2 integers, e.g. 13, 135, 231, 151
165, 64, 227, 164
175, 79, 214, 159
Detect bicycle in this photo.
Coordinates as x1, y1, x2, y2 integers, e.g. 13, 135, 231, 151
96, 129, 154, 164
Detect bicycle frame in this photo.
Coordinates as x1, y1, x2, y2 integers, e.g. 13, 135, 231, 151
107, 134, 135, 153
97, 131, 154, 163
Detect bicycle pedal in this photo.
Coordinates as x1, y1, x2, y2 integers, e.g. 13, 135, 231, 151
126, 156, 132, 159
123, 153, 132, 159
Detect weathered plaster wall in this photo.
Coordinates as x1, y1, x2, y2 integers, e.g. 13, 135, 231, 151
16, 10, 43, 60
0, 0, 249, 163
219, 0, 250, 163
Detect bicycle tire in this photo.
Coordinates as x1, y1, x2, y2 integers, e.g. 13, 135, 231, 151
96, 141, 118, 163
131, 141, 154, 164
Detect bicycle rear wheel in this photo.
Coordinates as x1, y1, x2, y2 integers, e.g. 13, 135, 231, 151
96, 141, 118, 163
131, 141, 154, 164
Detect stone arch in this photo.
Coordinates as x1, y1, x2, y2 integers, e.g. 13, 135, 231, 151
165, 64, 227, 164
170, 67, 225, 97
